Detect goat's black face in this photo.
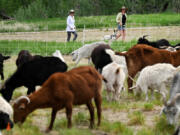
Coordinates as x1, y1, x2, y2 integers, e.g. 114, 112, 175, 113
0, 112, 13, 130
137, 38, 149, 44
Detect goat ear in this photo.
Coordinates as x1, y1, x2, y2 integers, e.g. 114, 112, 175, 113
3, 56, 10, 60
102, 77, 107, 83
19, 103, 26, 110
116, 68, 120, 74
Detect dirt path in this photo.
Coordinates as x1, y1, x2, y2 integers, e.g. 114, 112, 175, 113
0, 26, 179, 42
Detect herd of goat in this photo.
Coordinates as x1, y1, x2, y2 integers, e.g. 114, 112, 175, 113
1, 36, 180, 134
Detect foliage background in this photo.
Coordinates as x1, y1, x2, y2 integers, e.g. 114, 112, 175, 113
0, 0, 179, 20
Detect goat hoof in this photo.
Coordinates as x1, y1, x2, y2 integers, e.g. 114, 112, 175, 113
89, 124, 94, 129
45, 128, 51, 133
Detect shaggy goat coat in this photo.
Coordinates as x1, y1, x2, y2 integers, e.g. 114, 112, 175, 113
71, 41, 108, 65
132, 63, 180, 101
102, 62, 126, 101
1, 56, 68, 102
115, 44, 180, 92
13, 66, 102, 132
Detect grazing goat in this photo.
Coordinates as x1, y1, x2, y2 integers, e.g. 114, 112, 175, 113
0, 96, 13, 131
137, 35, 171, 48
16, 50, 43, 68
91, 44, 111, 73
52, 50, 65, 62
102, 62, 126, 101
71, 41, 108, 65
13, 66, 102, 132
130, 63, 180, 101
0, 54, 10, 80
161, 72, 180, 125
115, 44, 180, 92
0, 56, 68, 102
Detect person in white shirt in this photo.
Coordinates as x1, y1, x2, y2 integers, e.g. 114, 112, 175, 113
66, 9, 78, 42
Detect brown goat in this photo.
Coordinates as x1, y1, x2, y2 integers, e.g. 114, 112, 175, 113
13, 66, 102, 132
115, 44, 180, 92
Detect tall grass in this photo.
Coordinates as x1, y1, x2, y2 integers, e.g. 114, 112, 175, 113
0, 40, 137, 55
1, 13, 180, 32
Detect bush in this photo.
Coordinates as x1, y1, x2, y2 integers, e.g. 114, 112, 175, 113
15, 0, 48, 21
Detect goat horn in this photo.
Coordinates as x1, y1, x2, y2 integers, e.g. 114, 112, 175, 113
129, 86, 137, 90
128, 74, 136, 83
168, 93, 180, 106
142, 35, 149, 39
15, 96, 30, 104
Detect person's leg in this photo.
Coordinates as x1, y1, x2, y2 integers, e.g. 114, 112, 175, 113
72, 31, 78, 41
67, 32, 71, 42
122, 29, 126, 41
116, 30, 121, 40
116, 24, 121, 40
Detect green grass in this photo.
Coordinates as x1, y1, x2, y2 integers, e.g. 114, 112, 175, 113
143, 103, 154, 111
128, 111, 145, 126
0, 40, 137, 55
0, 13, 180, 32
0, 39, 180, 56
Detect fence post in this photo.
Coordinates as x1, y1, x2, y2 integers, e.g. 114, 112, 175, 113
82, 24, 85, 45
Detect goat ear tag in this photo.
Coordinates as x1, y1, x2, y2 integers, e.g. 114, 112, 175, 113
6, 122, 11, 131
19, 103, 26, 109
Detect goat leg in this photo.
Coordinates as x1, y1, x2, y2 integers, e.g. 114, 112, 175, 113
86, 101, 95, 129
66, 102, 72, 128
0, 72, 4, 80
46, 109, 57, 132
94, 93, 102, 126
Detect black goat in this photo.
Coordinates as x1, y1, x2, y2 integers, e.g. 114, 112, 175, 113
91, 45, 112, 73
16, 50, 43, 68
0, 56, 68, 102
137, 35, 171, 48
0, 54, 10, 80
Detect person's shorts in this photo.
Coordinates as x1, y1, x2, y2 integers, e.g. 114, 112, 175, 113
117, 24, 125, 30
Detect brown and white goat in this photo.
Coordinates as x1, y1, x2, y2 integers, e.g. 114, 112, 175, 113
116, 44, 180, 92
13, 66, 102, 132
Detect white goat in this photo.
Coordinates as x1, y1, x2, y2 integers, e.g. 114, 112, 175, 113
52, 50, 65, 62
71, 41, 108, 65
105, 49, 128, 74
0, 96, 13, 116
102, 62, 126, 101
130, 63, 180, 101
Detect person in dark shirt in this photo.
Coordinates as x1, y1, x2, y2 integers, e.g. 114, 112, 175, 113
116, 6, 127, 41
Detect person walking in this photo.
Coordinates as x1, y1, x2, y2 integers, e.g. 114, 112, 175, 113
116, 6, 127, 41
66, 9, 78, 42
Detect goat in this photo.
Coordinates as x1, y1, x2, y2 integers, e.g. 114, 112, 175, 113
161, 72, 180, 125
137, 35, 171, 48
13, 66, 102, 132
52, 50, 65, 62
102, 62, 126, 101
16, 50, 43, 68
71, 41, 108, 65
115, 44, 180, 92
0, 56, 68, 102
91, 45, 112, 73
0, 96, 13, 131
0, 54, 10, 80
130, 63, 180, 101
